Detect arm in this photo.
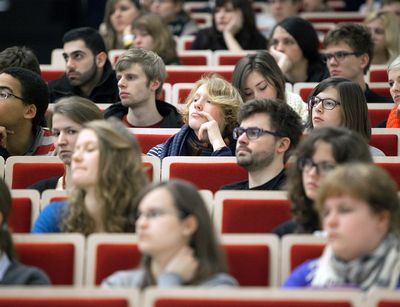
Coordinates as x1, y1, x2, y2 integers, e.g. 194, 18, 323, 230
222, 10, 243, 52
269, 47, 293, 76
282, 260, 315, 288
197, 111, 228, 152
31, 202, 64, 233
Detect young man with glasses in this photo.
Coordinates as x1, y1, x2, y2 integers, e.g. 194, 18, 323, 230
0, 67, 55, 159
220, 99, 303, 190
323, 23, 392, 103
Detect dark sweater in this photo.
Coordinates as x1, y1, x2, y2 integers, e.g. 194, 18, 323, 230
1, 260, 50, 285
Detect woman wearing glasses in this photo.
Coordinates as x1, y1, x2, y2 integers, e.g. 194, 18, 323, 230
102, 180, 238, 288
147, 75, 242, 158
273, 126, 373, 237
306, 77, 385, 156
269, 17, 329, 84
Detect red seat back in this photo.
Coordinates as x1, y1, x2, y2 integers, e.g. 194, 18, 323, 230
9, 198, 33, 233
370, 134, 399, 156
10, 162, 64, 189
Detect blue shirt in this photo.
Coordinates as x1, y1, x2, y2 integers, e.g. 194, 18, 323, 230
32, 201, 67, 233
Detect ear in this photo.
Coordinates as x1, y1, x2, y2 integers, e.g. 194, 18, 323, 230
150, 79, 161, 92
276, 137, 290, 154
23, 104, 37, 120
377, 210, 390, 233
359, 53, 369, 72
182, 215, 198, 237
95, 51, 108, 68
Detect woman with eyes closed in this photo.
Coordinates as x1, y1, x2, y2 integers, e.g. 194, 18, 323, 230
269, 17, 329, 84
273, 126, 373, 237
102, 180, 238, 288
32, 119, 148, 234
283, 163, 400, 290
232, 50, 308, 123
30, 96, 103, 194
147, 75, 242, 158
307, 77, 385, 156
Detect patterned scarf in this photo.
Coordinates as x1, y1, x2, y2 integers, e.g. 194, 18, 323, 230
311, 234, 400, 291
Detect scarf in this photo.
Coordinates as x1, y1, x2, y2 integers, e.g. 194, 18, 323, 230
311, 234, 400, 291
386, 105, 400, 128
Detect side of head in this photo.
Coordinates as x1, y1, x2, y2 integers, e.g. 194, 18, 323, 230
0, 46, 41, 75
116, 47, 166, 96
181, 75, 243, 135
63, 27, 107, 56
53, 96, 103, 125
232, 51, 286, 101
1, 67, 49, 129
238, 99, 303, 162
388, 55, 400, 72
307, 77, 371, 139
316, 163, 400, 237
214, 0, 257, 31
324, 23, 373, 74
0, 178, 14, 258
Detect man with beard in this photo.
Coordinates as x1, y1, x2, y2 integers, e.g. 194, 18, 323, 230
220, 99, 303, 190
48, 27, 119, 104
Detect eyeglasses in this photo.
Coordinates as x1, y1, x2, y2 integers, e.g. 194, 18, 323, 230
0, 90, 24, 102
298, 158, 336, 175
233, 127, 283, 140
134, 208, 184, 223
322, 51, 362, 63
308, 96, 341, 110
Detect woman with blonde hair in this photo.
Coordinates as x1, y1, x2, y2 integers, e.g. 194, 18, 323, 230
32, 119, 148, 234
365, 11, 400, 65
148, 75, 243, 158
385, 55, 400, 128
131, 13, 179, 65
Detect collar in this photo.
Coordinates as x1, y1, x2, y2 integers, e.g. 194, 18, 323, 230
0, 252, 11, 281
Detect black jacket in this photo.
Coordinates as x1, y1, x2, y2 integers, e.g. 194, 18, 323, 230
1, 260, 50, 285
48, 60, 119, 104
104, 100, 183, 128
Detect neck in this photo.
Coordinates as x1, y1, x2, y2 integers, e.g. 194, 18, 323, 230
6, 123, 34, 156
354, 74, 367, 92
84, 188, 105, 232
150, 245, 186, 279
126, 98, 163, 127
371, 51, 389, 65
286, 59, 308, 83
80, 68, 103, 97
248, 159, 284, 189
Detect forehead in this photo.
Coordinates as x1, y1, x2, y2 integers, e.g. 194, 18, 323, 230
76, 128, 98, 144
63, 40, 93, 55
389, 68, 400, 79
138, 187, 175, 210
272, 26, 293, 38
0, 73, 22, 94
240, 112, 272, 129
118, 63, 146, 76
52, 113, 81, 129
194, 84, 208, 95
325, 41, 353, 51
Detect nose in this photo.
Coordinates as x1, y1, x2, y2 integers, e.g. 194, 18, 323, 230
55, 131, 67, 148
71, 148, 82, 163
275, 41, 285, 53
324, 210, 338, 229
237, 130, 249, 144
66, 57, 75, 69
392, 81, 400, 92
314, 100, 324, 113
193, 98, 203, 110
117, 77, 126, 88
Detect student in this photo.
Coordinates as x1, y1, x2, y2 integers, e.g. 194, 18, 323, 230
104, 48, 182, 128
269, 17, 329, 84
102, 180, 238, 288
147, 75, 242, 158
0, 67, 55, 160
0, 178, 50, 285
232, 50, 308, 123
273, 127, 373, 237
221, 99, 303, 190
306, 77, 385, 156
284, 163, 400, 290
386, 55, 400, 128
100, 0, 142, 50
30, 96, 103, 193
323, 23, 392, 103
32, 119, 148, 234
192, 0, 267, 51
48, 27, 119, 104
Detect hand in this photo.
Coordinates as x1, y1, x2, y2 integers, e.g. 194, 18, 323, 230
224, 10, 243, 35
0, 126, 14, 149
269, 46, 293, 74
197, 111, 226, 151
164, 246, 199, 283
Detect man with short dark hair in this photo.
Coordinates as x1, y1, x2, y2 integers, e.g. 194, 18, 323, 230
0, 67, 55, 159
48, 27, 119, 104
104, 48, 182, 128
0, 46, 41, 75
221, 99, 303, 190
323, 23, 392, 103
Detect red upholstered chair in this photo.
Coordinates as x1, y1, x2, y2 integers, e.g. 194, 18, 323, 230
165, 66, 234, 85
281, 234, 327, 284
85, 234, 141, 286
177, 35, 195, 51
213, 50, 256, 66
369, 82, 391, 100
161, 157, 247, 193
40, 65, 65, 82
370, 128, 400, 156
191, 12, 212, 28
368, 103, 392, 127
300, 11, 364, 23
142, 155, 161, 183
9, 190, 40, 233
367, 289, 400, 307
5, 156, 64, 189
178, 50, 213, 66
293, 82, 319, 101
374, 157, 400, 190
369, 65, 389, 83
128, 128, 179, 154
222, 234, 279, 286
214, 191, 291, 234
143, 288, 363, 307
0, 288, 138, 307
171, 83, 193, 106
13, 234, 85, 285
40, 189, 67, 210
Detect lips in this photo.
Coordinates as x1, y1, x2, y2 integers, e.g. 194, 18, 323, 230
119, 92, 130, 99
313, 116, 323, 124
236, 146, 251, 155
330, 70, 341, 76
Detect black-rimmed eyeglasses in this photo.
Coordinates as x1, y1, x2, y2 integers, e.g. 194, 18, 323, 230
233, 127, 283, 140
298, 158, 336, 175
308, 96, 341, 110
322, 51, 362, 63
0, 90, 24, 102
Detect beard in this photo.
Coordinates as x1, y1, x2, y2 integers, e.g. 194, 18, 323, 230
67, 60, 98, 87
236, 148, 275, 172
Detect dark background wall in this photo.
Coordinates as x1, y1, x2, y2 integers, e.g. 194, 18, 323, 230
0, 0, 106, 64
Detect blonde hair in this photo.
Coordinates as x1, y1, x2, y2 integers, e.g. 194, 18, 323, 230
61, 119, 148, 235
388, 55, 400, 72
180, 75, 243, 135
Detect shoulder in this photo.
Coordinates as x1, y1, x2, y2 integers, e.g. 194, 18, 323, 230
104, 102, 127, 119
282, 259, 317, 288
202, 273, 239, 288
272, 220, 298, 237
220, 180, 248, 190
101, 269, 144, 288
4, 261, 51, 285
29, 177, 59, 194
369, 145, 386, 157
147, 143, 165, 157
32, 201, 67, 233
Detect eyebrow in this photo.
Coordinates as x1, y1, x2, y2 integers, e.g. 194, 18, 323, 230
0, 86, 15, 93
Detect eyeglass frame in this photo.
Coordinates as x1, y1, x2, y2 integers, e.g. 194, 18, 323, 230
322, 51, 363, 63
0, 90, 24, 102
132, 208, 187, 224
298, 158, 337, 175
308, 96, 341, 111
233, 127, 284, 140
